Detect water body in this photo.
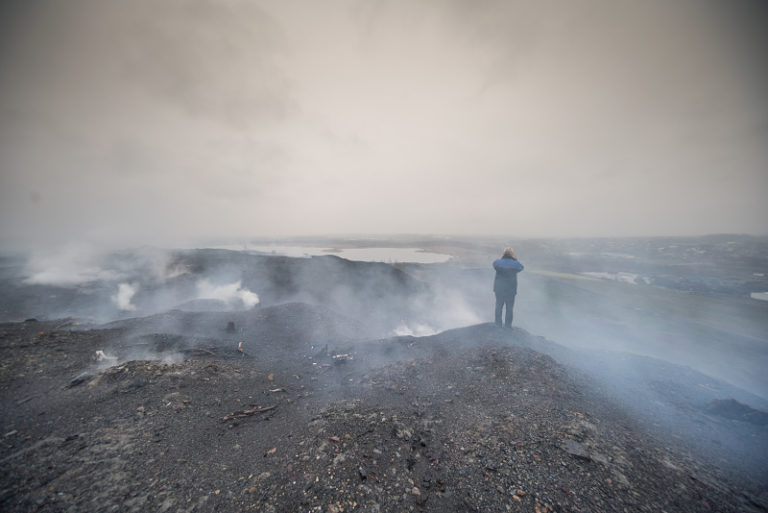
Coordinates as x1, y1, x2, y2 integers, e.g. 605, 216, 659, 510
210, 244, 452, 264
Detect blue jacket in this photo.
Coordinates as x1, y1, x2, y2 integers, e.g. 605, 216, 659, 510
493, 256, 524, 296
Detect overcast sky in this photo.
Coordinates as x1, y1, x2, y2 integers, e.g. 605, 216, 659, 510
1, 0, 766, 249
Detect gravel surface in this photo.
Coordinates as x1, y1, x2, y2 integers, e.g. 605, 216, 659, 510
1, 308, 767, 512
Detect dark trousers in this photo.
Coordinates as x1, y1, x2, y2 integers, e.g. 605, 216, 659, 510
495, 293, 516, 327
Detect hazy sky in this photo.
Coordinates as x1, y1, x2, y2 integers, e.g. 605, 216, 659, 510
1, 0, 766, 248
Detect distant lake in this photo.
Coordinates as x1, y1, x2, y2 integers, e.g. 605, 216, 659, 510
210, 244, 452, 264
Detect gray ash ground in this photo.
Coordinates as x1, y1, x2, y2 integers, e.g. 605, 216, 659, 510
1, 306, 767, 512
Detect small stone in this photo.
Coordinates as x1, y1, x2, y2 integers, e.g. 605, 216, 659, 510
561, 439, 590, 460
67, 372, 93, 388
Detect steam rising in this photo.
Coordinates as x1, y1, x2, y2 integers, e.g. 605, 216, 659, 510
112, 282, 138, 311
195, 279, 259, 309
23, 244, 116, 285
21, 245, 189, 286
2, 235, 767, 490
1, 0, 765, 480
393, 322, 437, 337
94, 348, 182, 371
3, 238, 766, 404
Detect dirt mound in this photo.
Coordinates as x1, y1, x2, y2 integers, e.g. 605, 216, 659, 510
1, 320, 766, 512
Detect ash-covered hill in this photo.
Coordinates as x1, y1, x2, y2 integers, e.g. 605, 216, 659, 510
0, 250, 437, 337
1, 316, 766, 513
179, 250, 428, 304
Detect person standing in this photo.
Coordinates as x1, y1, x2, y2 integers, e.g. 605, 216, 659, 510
493, 247, 524, 328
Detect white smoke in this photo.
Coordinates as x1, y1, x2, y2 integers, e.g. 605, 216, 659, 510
23, 245, 192, 287
165, 262, 190, 280
393, 322, 438, 337
196, 279, 259, 309
93, 347, 183, 370
130, 246, 190, 281
24, 244, 116, 285
112, 282, 138, 311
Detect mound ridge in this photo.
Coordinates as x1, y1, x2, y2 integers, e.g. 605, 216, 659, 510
1, 318, 765, 512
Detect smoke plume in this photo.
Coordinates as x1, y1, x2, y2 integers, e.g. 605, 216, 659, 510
112, 282, 138, 311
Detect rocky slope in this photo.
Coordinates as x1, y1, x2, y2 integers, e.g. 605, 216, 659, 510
1, 310, 766, 512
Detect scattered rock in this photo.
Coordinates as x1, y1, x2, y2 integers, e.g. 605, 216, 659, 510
66, 371, 93, 388
1, 320, 765, 513
561, 439, 590, 460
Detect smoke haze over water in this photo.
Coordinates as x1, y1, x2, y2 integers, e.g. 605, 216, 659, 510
1, 1, 767, 249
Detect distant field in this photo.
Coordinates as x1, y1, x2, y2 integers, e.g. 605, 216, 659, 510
526, 270, 768, 341
517, 271, 768, 399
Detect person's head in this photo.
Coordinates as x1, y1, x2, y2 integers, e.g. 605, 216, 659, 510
503, 247, 516, 258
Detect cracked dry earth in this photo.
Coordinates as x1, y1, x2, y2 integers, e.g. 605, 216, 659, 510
1, 313, 766, 512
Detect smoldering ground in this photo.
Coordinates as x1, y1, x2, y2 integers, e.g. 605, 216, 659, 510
1, 244, 479, 337
4, 317, 766, 512
1, 241, 767, 489
3, 241, 767, 399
